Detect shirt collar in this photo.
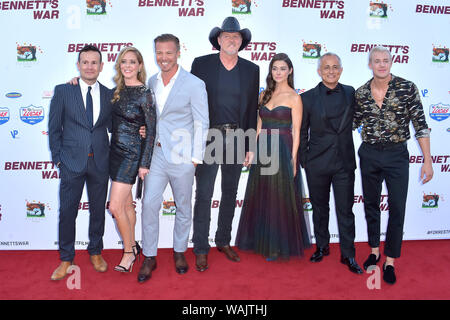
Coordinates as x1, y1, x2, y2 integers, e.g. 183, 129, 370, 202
156, 64, 181, 83
79, 78, 99, 91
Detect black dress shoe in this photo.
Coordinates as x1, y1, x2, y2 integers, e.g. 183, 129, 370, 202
383, 263, 396, 284
217, 245, 240, 262
363, 253, 381, 270
173, 252, 189, 274
340, 256, 363, 274
310, 246, 330, 263
137, 256, 157, 283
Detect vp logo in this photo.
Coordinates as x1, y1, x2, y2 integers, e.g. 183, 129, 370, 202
421, 89, 429, 98
10, 130, 19, 139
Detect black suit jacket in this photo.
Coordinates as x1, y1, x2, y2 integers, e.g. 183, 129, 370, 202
299, 83, 356, 173
48, 82, 112, 173
191, 53, 259, 151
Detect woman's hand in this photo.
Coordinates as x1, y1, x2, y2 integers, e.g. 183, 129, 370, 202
138, 167, 149, 180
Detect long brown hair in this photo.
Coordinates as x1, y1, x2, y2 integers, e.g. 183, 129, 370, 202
260, 53, 294, 106
112, 46, 147, 103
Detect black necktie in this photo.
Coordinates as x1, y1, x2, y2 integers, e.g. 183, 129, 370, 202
86, 86, 93, 127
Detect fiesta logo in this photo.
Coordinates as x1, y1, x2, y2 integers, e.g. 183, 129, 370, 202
429, 103, 450, 122
17, 44, 43, 62
5, 92, 22, 98
20, 105, 45, 125
432, 47, 449, 63
302, 42, 326, 59
232, 0, 255, 15
0, 107, 10, 125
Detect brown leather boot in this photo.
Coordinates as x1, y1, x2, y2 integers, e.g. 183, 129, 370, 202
90, 254, 108, 272
137, 256, 157, 283
50, 261, 73, 281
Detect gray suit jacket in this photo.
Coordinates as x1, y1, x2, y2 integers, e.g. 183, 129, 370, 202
148, 66, 209, 164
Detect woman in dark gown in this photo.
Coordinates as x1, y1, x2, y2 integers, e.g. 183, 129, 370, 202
236, 53, 311, 260
108, 47, 156, 272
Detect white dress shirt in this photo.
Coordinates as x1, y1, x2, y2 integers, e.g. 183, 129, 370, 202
79, 78, 101, 125
154, 64, 180, 114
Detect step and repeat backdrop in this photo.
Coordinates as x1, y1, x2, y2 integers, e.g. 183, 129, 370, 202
0, 0, 449, 251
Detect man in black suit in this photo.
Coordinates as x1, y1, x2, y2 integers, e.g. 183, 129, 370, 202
191, 17, 259, 271
48, 45, 112, 280
299, 52, 363, 274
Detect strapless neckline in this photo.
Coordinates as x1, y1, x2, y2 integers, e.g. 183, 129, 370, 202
262, 105, 291, 111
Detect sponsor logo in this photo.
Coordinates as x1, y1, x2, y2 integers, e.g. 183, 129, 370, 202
86, 0, 111, 15
429, 102, 450, 122
432, 46, 449, 63
422, 193, 440, 209
369, 1, 391, 18
421, 89, 429, 97
5, 92, 22, 98
447, 128, 450, 132
42, 90, 53, 99
162, 199, 177, 216
232, 0, 255, 15
20, 105, 44, 125
26, 202, 46, 217
10, 130, 19, 139
302, 41, 327, 60
0, 107, 10, 125
302, 198, 312, 211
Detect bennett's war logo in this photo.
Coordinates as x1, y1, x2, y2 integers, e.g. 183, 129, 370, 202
232, 0, 257, 15
369, 2, 390, 18
162, 199, 177, 216
0, 107, 10, 125
27, 202, 46, 217
432, 47, 449, 63
302, 42, 325, 59
422, 193, 439, 209
87, 0, 111, 15
17, 44, 42, 62
429, 103, 450, 122
20, 105, 45, 125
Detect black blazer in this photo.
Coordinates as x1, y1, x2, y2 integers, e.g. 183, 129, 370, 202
191, 53, 260, 135
48, 82, 112, 173
299, 83, 356, 173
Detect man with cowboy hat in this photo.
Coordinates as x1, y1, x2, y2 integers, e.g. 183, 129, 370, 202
191, 16, 260, 272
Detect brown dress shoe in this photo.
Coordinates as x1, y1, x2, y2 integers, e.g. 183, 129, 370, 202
50, 261, 73, 281
173, 252, 189, 274
137, 257, 157, 283
217, 245, 240, 262
195, 253, 208, 272
90, 254, 108, 272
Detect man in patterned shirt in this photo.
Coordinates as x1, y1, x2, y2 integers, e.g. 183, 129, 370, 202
354, 46, 433, 285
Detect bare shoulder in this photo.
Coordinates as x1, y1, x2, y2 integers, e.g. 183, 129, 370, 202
287, 89, 302, 108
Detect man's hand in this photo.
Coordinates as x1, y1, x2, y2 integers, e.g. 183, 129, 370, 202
68, 77, 79, 86
139, 126, 146, 139
138, 167, 149, 180
420, 161, 433, 184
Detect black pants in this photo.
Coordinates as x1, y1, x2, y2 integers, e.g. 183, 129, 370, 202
358, 142, 409, 258
58, 156, 109, 261
306, 160, 356, 258
192, 132, 243, 254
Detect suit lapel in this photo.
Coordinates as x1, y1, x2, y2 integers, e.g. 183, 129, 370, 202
314, 84, 331, 133
74, 84, 90, 127
336, 85, 352, 133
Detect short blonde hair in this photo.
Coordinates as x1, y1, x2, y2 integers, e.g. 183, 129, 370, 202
368, 46, 392, 64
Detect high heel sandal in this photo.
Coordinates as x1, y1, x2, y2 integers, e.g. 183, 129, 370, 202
114, 251, 136, 273
132, 242, 141, 262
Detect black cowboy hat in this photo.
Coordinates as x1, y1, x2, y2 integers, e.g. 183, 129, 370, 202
209, 16, 252, 51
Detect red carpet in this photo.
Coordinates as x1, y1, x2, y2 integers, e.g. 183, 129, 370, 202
1, 240, 449, 300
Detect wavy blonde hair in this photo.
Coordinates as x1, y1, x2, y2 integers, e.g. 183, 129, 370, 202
112, 46, 147, 103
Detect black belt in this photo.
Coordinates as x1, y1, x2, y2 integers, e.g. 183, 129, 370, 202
211, 123, 239, 131
363, 141, 407, 150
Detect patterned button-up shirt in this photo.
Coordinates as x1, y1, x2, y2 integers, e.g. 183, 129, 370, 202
353, 74, 430, 144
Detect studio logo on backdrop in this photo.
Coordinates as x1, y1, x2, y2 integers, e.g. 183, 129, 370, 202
368, 1, 391, 18
282, 0, 346, 19
5, 92, 22, 98
0, 0, 60, 20
86, 0, 111, 15
17, 44, 43, 62
302, 41, 328, 62
20, 105, 44, 125
422, 193, 440, 209
432, 46, 449, 63
138, 0, 205, 17
26, 201, 46, 218
0, 107, 10, 125
429, 103, 450, 122
162, 199, 177, 216
232, 0, 259, 15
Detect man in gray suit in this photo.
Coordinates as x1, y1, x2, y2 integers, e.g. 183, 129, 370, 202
48, 45, 111, 280
137, 34, 209, 283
